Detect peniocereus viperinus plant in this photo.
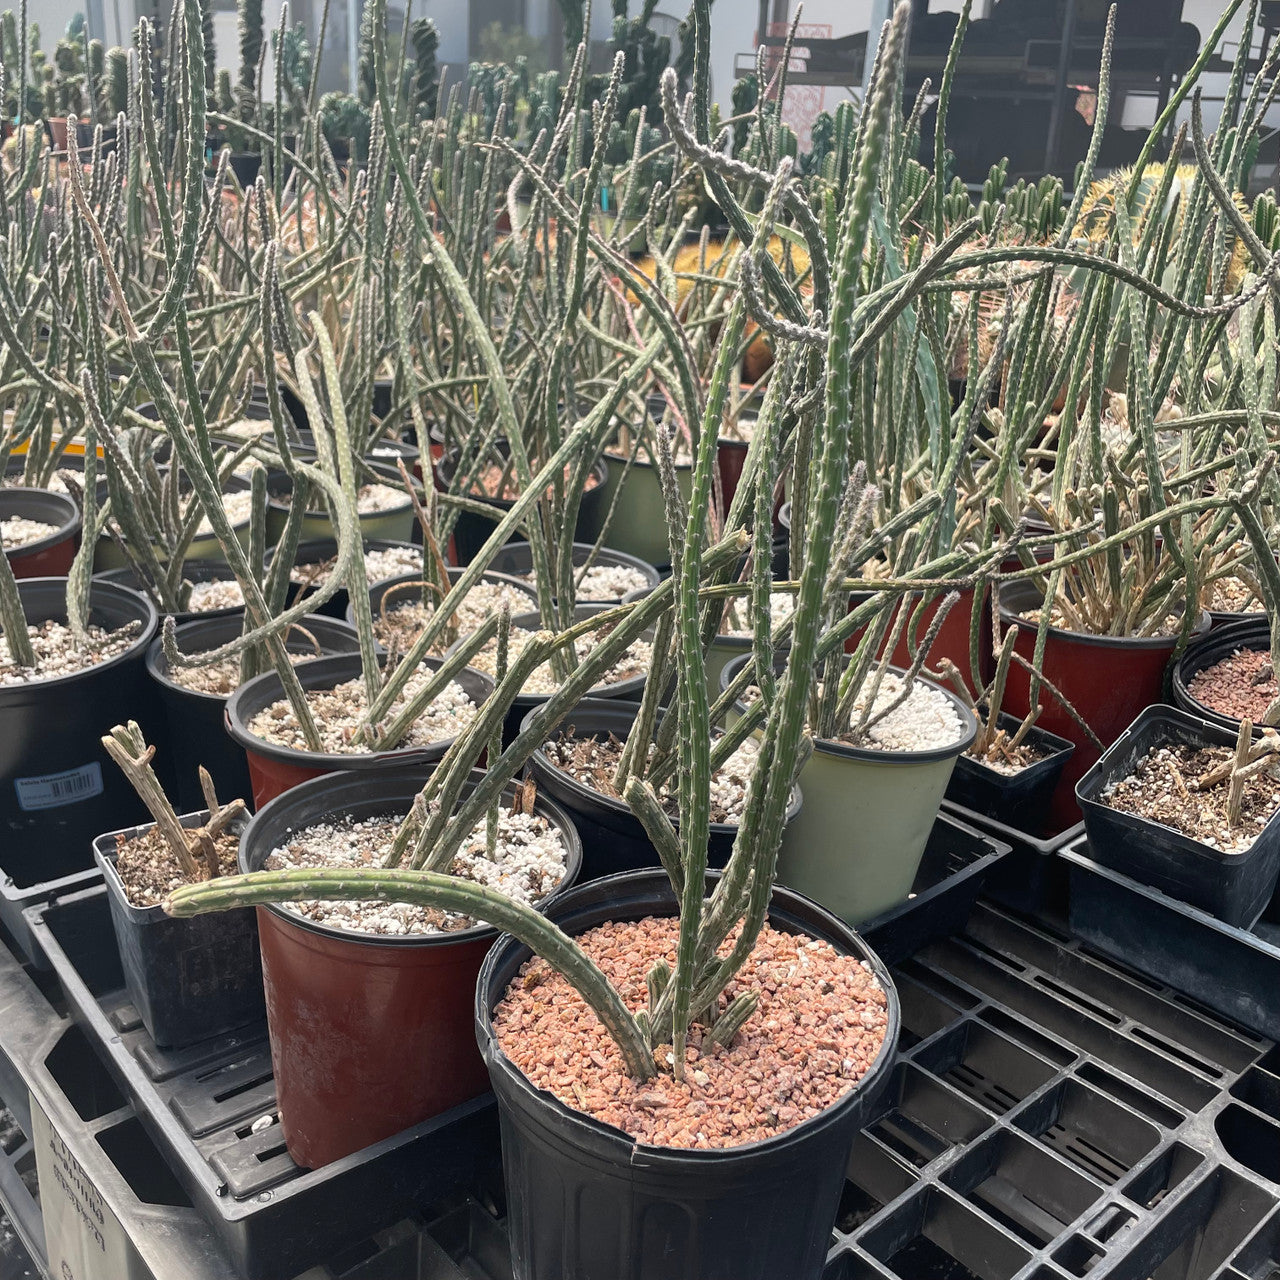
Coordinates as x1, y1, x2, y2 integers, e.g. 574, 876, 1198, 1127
164, 0, 922, 1084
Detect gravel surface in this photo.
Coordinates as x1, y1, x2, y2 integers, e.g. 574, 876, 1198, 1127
1100, 742, 1280, 852
840, 674, 967, 752
1204, 575, 1263, 614
247, 670, 478, 753
187, 489, 254, 536
494, 917, 889, 1149
114, 825, 240, 907
1187, 648, 1275, 721
0, 517, 56, 548
373, 580, 534, 653
470, 624, 652, 695
290, 546, 425, 590
281, 481, 410, 515
265, 808, 568, 933
720, 591, 795, 638
544, 731, 762, 823
186, 579, 245, 611
167, 644, 316, 695
0, 620, 142, 685
518, 562, 652, 602
1018, 603, 1181, 637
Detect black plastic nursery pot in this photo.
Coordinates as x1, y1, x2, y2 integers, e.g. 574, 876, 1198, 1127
243, 766, 581, 1169
146, 613, 361, 812
276, 535, 427, 619
96, 557, 250, 626
522, 699, 802, 880
439, 448, 611, 567
1172, 616, 1270, 735
1076, 703, 1280, 928
486, 541, 661, 601
998, 578, 1209, 832
475, 868, 900, 1280
360, 565, 538, 636
93, 810, 263, 1048
469, 603, 653, 747
944, 711, 1075, 832
0, 580, 159, 884
225, 651, 493, 809
0, 487, 81, 578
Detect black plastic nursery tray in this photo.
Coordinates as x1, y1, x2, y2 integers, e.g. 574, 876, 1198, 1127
1063, 835, 1280, 1042
827, 901, 1280, 1279
22, 884, 501, 1280
946, 800, 1085, 920
862, 812, 1011, 965
9, 860, 1280, 1279
0, 860, 102, 971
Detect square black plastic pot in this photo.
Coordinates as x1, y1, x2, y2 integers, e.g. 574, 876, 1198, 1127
92, 811, 263, 1048
945, 713, 1075, 833
1075, 703, 1280, 927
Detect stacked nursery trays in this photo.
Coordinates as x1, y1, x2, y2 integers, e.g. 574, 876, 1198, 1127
1, 858, 1280, 1277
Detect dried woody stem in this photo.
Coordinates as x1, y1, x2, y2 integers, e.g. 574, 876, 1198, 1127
101, 722, 245, 882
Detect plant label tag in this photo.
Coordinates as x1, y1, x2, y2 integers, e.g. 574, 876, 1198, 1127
29, 1092, 144, 1280
14, 764, 103, 811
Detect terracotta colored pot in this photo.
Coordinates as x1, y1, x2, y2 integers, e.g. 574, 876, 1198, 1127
998, 579, 1208, 831
1, 488, 80, 578
240, 767, 582, 1167
224, 652, 492, 809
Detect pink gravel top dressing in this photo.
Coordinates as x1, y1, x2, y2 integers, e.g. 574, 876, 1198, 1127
493, 916, 889, 1150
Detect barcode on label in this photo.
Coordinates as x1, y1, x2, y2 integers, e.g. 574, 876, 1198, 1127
14, 763, 103, 811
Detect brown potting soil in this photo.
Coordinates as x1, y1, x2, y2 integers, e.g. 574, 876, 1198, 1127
1187, 648, 1276, 722
493, 916, 889, 1150
115, 825, 239, 908
1100, 742, 1280, 852
543, 730, 760, 823
966, 736, 1046, 774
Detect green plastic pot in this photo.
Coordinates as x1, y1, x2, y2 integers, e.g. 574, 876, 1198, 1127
721, 652, 976, 924
264, 463, 416, 545
599, 447, 692, 569
94, 473, 253, 571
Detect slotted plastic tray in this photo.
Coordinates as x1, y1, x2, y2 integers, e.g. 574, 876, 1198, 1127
13, 859, 1280, 1279
23, 884, 500, 1280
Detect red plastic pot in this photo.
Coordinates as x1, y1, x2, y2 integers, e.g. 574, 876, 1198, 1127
239, 767, 582, 1167
225, 652, 492, 810
998, 580, 1208, 831
2, 488, 81, 578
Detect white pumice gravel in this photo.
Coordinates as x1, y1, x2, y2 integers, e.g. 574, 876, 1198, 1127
278, 481, 410, 515
185, 489, 255, 536
0, 620, 142, 685
546, 731, 762, 823
185, 579, 245, 611
3, 471, 72, 494
843, 674, 967, 752
0, 516, 57, 547
517, 562, 652, 601
291, 545, 425, 588
372, 580, 534, 653
470, 624, 652, 695
720, 591, 796, 638
167, 644, 315, 695
266, 808, 568, 934
247, 669, 478, 754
